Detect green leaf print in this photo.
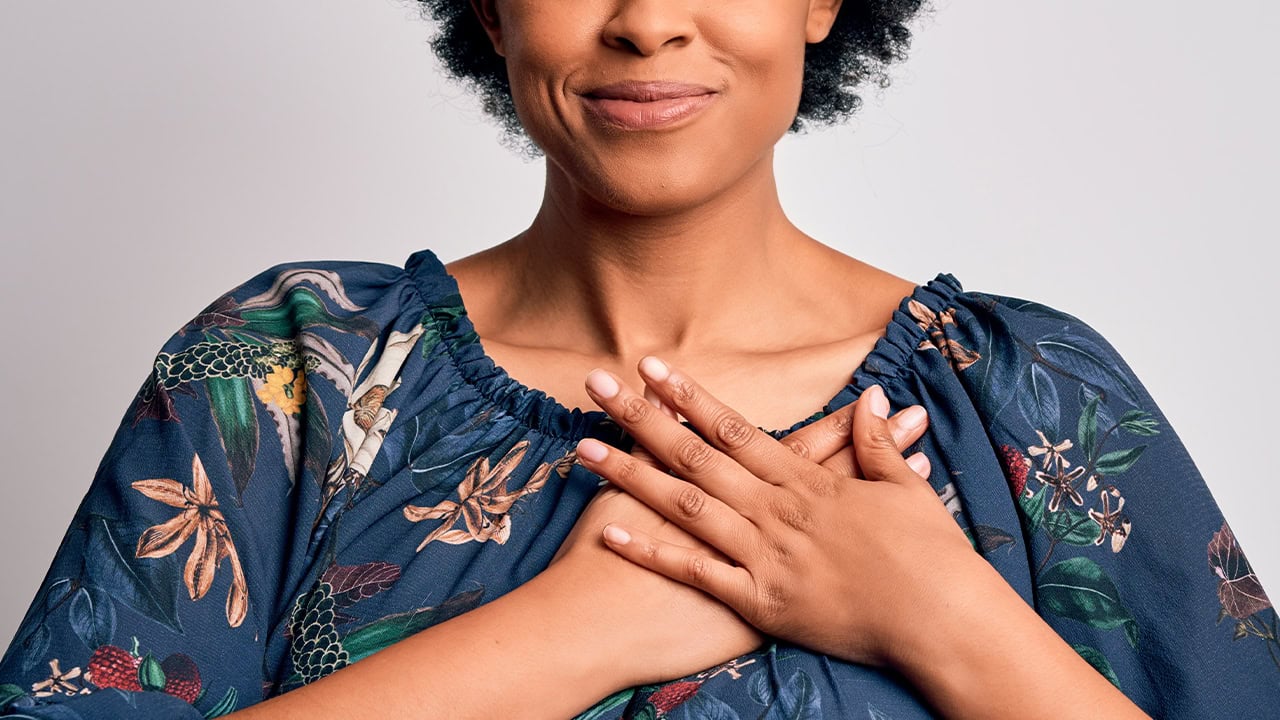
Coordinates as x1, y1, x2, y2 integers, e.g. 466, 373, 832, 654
572, 688, 634, 720
1071, 644, 1121, 689
0, 683, 23, 710
206, 375, 260, 502
1038, 557, 1139, 648
138, 653, 166, 691
1118, 410, 1160, 437
1078, 395, 1100, 461
1094, 447, 1146, 477
1044, 506, 1103, 546
1018, 486, 1048, 526
203, 686, 239, 718
239, 287, 377, 339
342, 588, 484, 663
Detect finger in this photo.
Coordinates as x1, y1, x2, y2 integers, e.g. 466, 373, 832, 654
644, 384, 679, 420
601, 523, 753, 608
851, 385, 930, 485
585, 368, 755, 506
630, 443, 666, 472
819, 405, 929, 477
780, 403, 853, 463
576, 438, 758, 562
905, 452, 932, 479
636, 357, 807, 484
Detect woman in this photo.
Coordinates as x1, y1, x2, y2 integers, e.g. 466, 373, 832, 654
1, 1, 1276, 718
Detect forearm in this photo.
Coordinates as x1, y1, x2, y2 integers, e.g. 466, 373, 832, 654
227, 561, 627, 720
891, 558, 1149, 720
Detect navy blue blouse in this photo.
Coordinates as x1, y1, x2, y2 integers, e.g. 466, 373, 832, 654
2, 249, 1276, 718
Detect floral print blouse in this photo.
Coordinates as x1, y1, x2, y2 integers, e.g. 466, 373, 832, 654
1, 249, 1276, 719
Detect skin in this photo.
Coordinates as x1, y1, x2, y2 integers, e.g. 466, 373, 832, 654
230, 0, 1153, 717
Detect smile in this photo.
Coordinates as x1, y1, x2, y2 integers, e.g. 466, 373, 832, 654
580, 81, 718, 131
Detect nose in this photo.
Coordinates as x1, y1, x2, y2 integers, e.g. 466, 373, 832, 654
602, 0, 697, 56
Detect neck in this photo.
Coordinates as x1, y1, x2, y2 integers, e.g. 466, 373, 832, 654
502, 151, 818, 359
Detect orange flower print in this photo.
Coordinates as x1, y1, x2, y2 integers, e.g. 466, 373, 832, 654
908, 299, 981, 372
255, 364, 307, 415
403, 442, 575, 551
133, 453, 249, 627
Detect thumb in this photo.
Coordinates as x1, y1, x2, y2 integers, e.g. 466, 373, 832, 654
852, 385, 926, 484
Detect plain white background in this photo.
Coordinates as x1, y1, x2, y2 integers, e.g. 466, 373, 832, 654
1, 0, 1276, 653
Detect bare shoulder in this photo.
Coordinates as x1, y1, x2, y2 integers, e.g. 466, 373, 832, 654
795, 242, 920, 340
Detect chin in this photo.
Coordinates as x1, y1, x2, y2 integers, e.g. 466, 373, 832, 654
550, 135, 771, 218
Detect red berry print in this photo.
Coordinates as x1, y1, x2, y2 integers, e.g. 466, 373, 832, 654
160, 653, 202, 704
1000, 444, 1030, 497
648, 680, 702, 716
87, 645, 142, 692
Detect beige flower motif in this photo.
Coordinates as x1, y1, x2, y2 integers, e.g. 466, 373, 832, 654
1088, 486, 1132, 553
404, 442, 575, 551
32, 659, 89, 697
255, 364, 307, 415
133, 453, 249, 627
908, 299, 981, 372
1028, 430, 1073, 471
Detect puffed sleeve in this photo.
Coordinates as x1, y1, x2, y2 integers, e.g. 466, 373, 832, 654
0, 263, 386, 718
952, 293, 1280, 716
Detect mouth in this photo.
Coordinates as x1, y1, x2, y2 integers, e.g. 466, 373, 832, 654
580, 81, 719, 131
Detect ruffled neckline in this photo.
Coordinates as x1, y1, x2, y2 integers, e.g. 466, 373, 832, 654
404, 248, 964, 441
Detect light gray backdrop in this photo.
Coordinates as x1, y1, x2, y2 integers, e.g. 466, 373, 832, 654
2, 0, 1276, 651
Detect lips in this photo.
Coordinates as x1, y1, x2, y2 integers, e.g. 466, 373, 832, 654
580, 81, 718, 131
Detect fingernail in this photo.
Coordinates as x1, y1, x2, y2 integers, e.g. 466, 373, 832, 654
869, 385, 890, 419
898, 406, 927, 430
585, 369, 620, 399
638, 356, 670, 382
603, 524, 631, 545
576, 438, 609, 463
906, 452, 930, 475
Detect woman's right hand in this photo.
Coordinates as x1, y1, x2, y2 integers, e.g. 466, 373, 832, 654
550, 392, 930, 687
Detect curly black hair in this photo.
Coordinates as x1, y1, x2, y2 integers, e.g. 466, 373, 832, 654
415, 0, 929, 140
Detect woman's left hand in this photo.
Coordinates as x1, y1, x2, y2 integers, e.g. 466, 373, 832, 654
574, 356, 988, 671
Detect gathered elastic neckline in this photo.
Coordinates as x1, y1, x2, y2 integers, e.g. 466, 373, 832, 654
403, 248, 964, 441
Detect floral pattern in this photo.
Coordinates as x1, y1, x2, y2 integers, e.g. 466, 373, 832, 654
403, 442, 576, 550
2, 253, 1277, 719
132, 453, 248, 628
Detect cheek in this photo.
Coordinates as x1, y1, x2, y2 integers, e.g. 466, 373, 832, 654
497, 5, 598, 146
706, 13, 809, 128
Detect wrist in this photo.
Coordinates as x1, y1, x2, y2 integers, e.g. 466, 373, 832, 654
886, 558, 1147, 719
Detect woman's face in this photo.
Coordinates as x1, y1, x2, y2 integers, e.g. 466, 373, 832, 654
474, 0, 844, 216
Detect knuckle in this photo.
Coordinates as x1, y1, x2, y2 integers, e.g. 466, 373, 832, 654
770, 495, 814, 533
767, 539, 793, 563
639, 540, 660, 563
759, 581, 789, 618
673, 484, 709, 521
714, 412, 754, 450
805, 473, 838, 497
781, 437, 812, 460
621, 396, 653, 425
673, 436, 716, 475
828, 410, 852, 435
684, 554, 710, 584
671, 378, 698, 406
868, 426, 897, 451
615, 455, 643, 486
